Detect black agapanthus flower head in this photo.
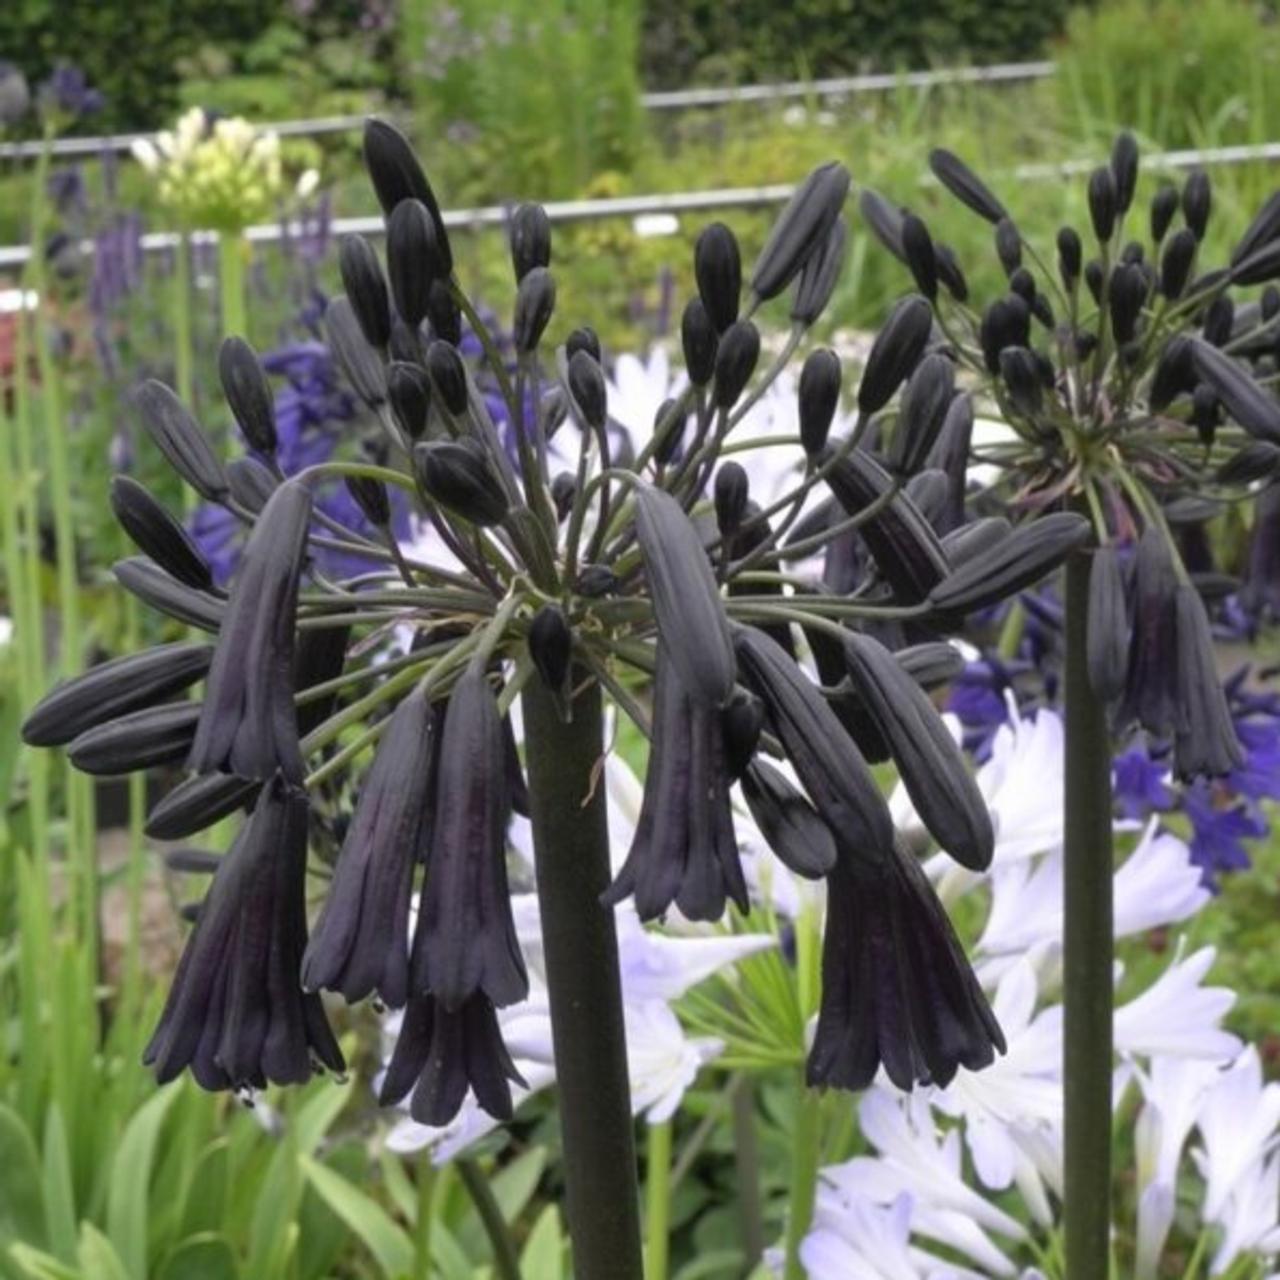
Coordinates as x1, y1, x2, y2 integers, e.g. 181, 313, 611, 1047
144, 774, 344, 1090
188, 478, 313, 782
32, 118, 1136, 1139
413, 668, 526, 1011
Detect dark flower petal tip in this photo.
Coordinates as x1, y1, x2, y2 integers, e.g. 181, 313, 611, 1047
928, 148, 1007, 224
110, 476, 214, 592
218, 336, 278, 456
68, 701, 201, 776
114, 557, 226, 632
380, 992, 524, 1126
808, 840, 1005, 1093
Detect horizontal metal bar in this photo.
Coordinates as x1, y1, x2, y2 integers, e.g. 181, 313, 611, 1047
0, 61, 1057, 162
2, 136, 1277, 271
641, 60, 1055, 109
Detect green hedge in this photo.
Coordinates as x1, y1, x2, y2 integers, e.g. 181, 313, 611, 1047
640, 0, 1070, 89
0, 0, 391, 132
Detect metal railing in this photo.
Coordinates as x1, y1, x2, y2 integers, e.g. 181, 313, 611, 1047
0, 60, 1057, 162
3, 135, 1279, 271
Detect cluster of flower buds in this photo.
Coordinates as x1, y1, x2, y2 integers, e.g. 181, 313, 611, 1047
131, 107, 319, 232
862, 135, 1280, 779
25, 119, 1105, 1120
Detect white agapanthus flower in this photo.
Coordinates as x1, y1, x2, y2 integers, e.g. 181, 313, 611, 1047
131, 107, 318, 230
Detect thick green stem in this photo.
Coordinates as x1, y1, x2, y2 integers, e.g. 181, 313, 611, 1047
522, 677, 644, 1280
781, 1080, 822, 1280
1063, 548, 1115, 1277
644, 1120, 672, 1280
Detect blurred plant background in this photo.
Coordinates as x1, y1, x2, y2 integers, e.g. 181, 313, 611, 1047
3, 0, 1280, 1276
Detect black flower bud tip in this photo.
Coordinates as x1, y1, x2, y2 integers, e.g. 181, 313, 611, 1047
900, 213, 937, 301
551, 471, 577, 521
681, 298, 718, 387
345, 475, 391, 528
425, 339, 469, 418
712, 319, 760, 410
387, 197, 441, 329
1160, 227, 1197, 300
414, 440, 509, 526
218, 336, 277, 456
1057, 226, 1082, 288
228, 457, 278, 514
362, 116, 453, 275
857, 294, 933, 417
528, 604, 573, 720
1087, 166, 1117, 244
799, 348, 841, 457
1150, 185, 1179, 244
1110, 131, 1139, 215
890, 351, 954, 475
388, 361, 431, 440
426, 278, 462, 346
791, 215, 848, 327
326, 296, 387, 409
695, 221, 742, 332
567, 348, 607, 432
513, 266, 556, 354
110, 475, 214, 592
509, 202, 551, 282
134, 379, 229, 503
1183, 169, 1212, 241
928, 148, 1007, 224
338, 234, 392, 350
994, 217, 1022, 277
713, 461, 750, 540
751, 161, 850, 301
565, 325, 602, 366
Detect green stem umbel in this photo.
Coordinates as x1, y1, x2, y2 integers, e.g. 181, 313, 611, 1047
1063, 548, 1115, 1276
522, 676, 644, 1280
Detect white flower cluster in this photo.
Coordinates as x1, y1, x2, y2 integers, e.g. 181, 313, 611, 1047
801, 703, 1279, 1279
131, 107, 318, 232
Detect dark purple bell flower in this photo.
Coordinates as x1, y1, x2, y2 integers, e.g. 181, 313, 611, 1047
143, 775, 345, 1090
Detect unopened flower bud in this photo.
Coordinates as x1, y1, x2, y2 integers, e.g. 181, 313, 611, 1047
414, 440, 508, 526
681, 298, 717, 386
799, 347, 841, 457
513, 267, 556, 353
388, 361, 431, 439
338, 234, 391, 349
134, 380, 228, 502
1110, 131, 1139, 214
900, 213, 937, 300
928, 148, 1007, 223
362, 117, 452, 274
345, 475, 391, 527
425, 339, 468, 417
858, 294, 932, 415
218, 336, 277, 455
712, 320, 760, 410
1088, 166, 1117, 243
1150, 185, 1179, 243
567, 349, 607, 431
387, 198, 440, 328
751, 161, 850, 300
565, 325, 601, 365
509, 202, 551, 281
695, 222, 742, 332
1183, 169, 1212, 241
714, 462, 749, 539
110, 475, 213, 591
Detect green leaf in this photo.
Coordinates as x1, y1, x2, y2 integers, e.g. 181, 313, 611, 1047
0, 1103, 46, 1246
75, 1225, 130, 1280
105, 1084, 180, 1279
178, 1139, 230, 1240
40, 1108, 76, 1263
6, 1244, 79, 1280
155, 1235, 239, 1280
297, 1157, 414, 1280
519, 1205, 564, 1278
292, 1075, 353, 1157
673, 1249, 747, 1280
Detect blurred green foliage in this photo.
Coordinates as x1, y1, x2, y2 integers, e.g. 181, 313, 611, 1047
1057, 0, 1280, 150
639, 0, 1070, 90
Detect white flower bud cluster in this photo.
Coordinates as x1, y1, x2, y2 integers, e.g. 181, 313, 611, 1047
131, 107, 320, 232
